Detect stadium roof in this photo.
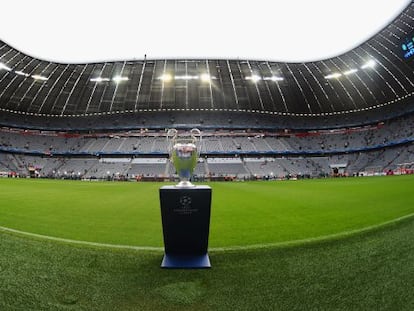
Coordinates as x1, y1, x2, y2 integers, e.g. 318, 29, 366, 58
0, 0, 410, 63
0, 1, 413, 118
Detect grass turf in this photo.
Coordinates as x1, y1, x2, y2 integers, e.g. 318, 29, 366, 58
0, 175, 414, 247
1, 176, 414, 310
1, 213, 414, 310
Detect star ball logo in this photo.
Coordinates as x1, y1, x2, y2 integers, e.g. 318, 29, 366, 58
174, 195, 198, 215
179, 196, 192, 209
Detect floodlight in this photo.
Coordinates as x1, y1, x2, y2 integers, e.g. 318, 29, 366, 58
175, 75, 199, 80
15, 70, 30, 77
158, 74, 172, 82
344, 69, 358, 75
263, 76, 284, 81
200, 73, 211, 82
32, 75, 49, 81
361, 60, 376, 69
246, 75, 261, 82
0, 63, 12, 71
324, 73, 342, 79
112, 76, 129, 83
90, 77, 110, 82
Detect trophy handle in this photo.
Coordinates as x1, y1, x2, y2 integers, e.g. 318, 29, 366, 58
167, 128, 178, 141
167, 129, 178, 151
190, 128, 202, 155
166, 128, 178, 157
190, 128, 202, 143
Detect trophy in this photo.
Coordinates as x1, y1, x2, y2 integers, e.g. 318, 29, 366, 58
160, 128, 212, 268
167, 128, 202, 188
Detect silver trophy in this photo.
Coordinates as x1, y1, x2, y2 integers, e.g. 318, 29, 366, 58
167, 128, 202, 188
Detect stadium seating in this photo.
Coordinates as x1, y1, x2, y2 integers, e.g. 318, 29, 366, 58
0, 110, 413, 179
0, 2, 414, 180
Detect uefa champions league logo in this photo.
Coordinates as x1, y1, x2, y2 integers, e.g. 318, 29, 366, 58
173, 195, 197, 215
179, 195, 192, 209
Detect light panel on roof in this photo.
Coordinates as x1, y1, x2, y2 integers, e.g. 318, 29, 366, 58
246, 75, 261, 82
0, 63, 12, 71
343, 69, 358, 75
324, 73, 342, 79
361, 59, 376, 69
174, 75, 199, 80
112, 76, 129, 82
32, 75, 48, 81
15, 70, 30, 77
90, 77, 110, 82
200, 73, 211, 82
158, 74, 172, 82
263, 76, 284, 81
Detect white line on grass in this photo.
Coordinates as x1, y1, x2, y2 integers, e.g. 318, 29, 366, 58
1, 212, 414, 252
0, 226, 163, 252
212, 212, 414, 252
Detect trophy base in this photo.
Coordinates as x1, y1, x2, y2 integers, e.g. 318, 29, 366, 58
160, 185, 212, 269
161, 253, 211, 269
175, 181, 196, 188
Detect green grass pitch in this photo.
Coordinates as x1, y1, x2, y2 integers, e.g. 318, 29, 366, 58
0, 175, 413, 247
1, 175, 414, 310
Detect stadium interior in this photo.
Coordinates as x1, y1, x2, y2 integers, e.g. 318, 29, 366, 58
0, 2, 414, 181
2, 2, 414, 310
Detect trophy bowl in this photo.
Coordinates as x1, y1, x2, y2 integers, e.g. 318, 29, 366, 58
167, 129, 201, 188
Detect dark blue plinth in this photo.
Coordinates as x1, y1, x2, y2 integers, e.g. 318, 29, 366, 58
160, 185, 212, 269
161, 254, 211, 269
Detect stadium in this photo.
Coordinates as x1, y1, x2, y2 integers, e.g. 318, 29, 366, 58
1, 1, 414, 310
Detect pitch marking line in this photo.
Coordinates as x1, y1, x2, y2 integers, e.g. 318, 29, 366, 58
1, 212, 413, 252
0, 226, 163, 252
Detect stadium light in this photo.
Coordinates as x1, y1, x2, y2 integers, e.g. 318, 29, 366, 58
32, 75, 48, 81
90, 77, 110, 82
246, 75, 261, 82
200, 73, 211, 82
361, 59, 376, 69
344, 69, 358, 75
263, 76, 284, 81
175, 75, 199, 80
0, 63, 12, 71
324, 73, 342, 79
112, 76, 129, 83
15, 70, 30, 77
158, 74, 172, 82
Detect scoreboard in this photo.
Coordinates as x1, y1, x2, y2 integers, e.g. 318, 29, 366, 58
401, 34, 414, 60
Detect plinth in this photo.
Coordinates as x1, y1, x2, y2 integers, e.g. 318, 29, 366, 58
159, 185, 212, 268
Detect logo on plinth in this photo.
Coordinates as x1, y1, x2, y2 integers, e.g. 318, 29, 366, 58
180, 196, 192, 209
174, 195, 198, 215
